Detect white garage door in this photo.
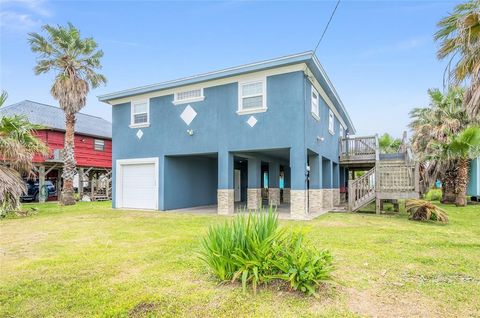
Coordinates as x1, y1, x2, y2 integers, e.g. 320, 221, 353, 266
118, 161, 157, 209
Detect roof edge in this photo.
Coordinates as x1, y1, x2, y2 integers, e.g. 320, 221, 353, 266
98, 51, 314, 102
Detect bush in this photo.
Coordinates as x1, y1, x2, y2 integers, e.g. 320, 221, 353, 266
425, 188, 442, 201
406, 199, 449, 223
199, 207, 333, 296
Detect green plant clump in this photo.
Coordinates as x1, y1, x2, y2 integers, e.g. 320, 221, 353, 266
200, 208, 333, 296
425, 188, 442, 201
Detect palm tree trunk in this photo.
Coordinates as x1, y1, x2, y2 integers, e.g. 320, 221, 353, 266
455, 158, 470, 207
441, 166, 457, 204
61, 112, 77, 205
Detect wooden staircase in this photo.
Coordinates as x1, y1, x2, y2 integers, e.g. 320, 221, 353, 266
341, 134, 420, 213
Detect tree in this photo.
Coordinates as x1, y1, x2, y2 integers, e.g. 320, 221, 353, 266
28, 23, 106, 205
409, 87, 470, 203
378, 133, 401, 154
435, 0, 480, 117
431, 126, 480, 206
0, 91, 47, 214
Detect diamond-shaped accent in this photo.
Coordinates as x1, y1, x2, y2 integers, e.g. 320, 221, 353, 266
247, 116, 257, 127
136, 129, 143, 139
180, 105, 197, 126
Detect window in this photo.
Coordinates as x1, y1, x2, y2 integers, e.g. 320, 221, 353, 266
131, 100, 149, 127
328, 110, 335, 135
173, 88, 204, 105
311, 86, 319, 120
237, 78, 267, 114
94, 139, 105, 151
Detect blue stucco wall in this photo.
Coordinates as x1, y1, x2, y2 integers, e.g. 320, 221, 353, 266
111, 68, 351, 209
112, 71, 307, 209
467, 157, 479, 196
163, 156, 217, 210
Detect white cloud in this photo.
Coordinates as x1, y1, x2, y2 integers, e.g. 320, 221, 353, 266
0, 0, 52, 32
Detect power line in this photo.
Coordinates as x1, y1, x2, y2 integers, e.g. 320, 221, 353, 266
312, 0, 341, 55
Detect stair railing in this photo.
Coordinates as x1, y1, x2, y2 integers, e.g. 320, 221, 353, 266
348, 167, 376, 211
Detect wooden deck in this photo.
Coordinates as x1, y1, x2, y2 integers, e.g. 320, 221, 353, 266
340, 135, 419, 213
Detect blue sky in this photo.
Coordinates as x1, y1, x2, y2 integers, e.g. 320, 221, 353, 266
0, 0, 460, 136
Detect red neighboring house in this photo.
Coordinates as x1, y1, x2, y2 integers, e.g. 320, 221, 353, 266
0, 100, 112, 201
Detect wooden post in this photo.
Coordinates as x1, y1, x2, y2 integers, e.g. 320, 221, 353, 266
38, 165, 45, 203
375, 198, 381, 215
57, 169, 62, 202
91, 173, 96, 200
78, 168, 84, 198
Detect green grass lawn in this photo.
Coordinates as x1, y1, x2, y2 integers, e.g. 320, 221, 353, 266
1, 202, 479, 317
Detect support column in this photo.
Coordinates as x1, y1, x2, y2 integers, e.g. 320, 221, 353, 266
283, 166, 291, 203
218, 151, 234, 215
322, 159, 333, 209
332, 163, 340, 206
290, 147, 307, 218
78, 168, 84, 198
268, 162, 280, 206
247, 158, 262, 210
308, 154, 323, 213
38, 165, 45, 203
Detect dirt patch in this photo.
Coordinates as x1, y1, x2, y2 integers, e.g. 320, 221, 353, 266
128, 302, 158, 317
345, 287, 449, 317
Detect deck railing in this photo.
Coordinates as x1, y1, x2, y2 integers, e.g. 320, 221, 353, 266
376, 163, 416, 193
348, 167, 376, 211
340, 135, 378, 162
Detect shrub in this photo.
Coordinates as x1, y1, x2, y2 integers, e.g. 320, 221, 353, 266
199, 207, 333, 296
406, 199, 449, 223
425, 188, 442, 201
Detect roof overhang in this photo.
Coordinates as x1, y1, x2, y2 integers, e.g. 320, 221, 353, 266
98, 51, 356, 133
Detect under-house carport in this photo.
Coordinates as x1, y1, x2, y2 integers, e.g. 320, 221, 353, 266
163, 153, 218, 210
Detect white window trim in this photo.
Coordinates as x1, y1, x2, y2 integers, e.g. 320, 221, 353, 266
311, 86, 320, 121
130, 99, 150, 128
172, 88, 205, 105
328, 110, 335, 135
115, 157, 159, 210
237, 77, 267, 115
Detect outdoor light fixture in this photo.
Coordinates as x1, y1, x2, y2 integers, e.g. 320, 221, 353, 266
187, 129, 194, 136
317, 136, 324, 142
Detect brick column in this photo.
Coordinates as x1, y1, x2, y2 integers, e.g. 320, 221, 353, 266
269, 188, 280, 206
247, 188, 262, 210
218, 151, 234, 215
283, 188, 291, 203
268, 162, 280, 206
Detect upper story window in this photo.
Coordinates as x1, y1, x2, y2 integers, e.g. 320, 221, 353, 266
311, 86, 320, 120
173, 88, 205, 105
130, 99, 150, 128
237, 78, 267, 115
94, 139, 105, 151
329, 110, 335, 135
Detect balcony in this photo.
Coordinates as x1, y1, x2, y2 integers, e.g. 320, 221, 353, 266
339, 135, 378, 167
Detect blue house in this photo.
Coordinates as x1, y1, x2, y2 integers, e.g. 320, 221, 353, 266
468, 157, 480, 198
99, 52, 359, 218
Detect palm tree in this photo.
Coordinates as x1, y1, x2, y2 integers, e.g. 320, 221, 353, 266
435, 0, 480, 117
0, 91, 48, 214
28, 23, 106, 205
431, 126, 480, 206
378, 133, 401, 154
409, 87, 470, 202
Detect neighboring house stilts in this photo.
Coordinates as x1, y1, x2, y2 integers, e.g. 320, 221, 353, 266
99, 52, 419, 218
0, 100, 112, 202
